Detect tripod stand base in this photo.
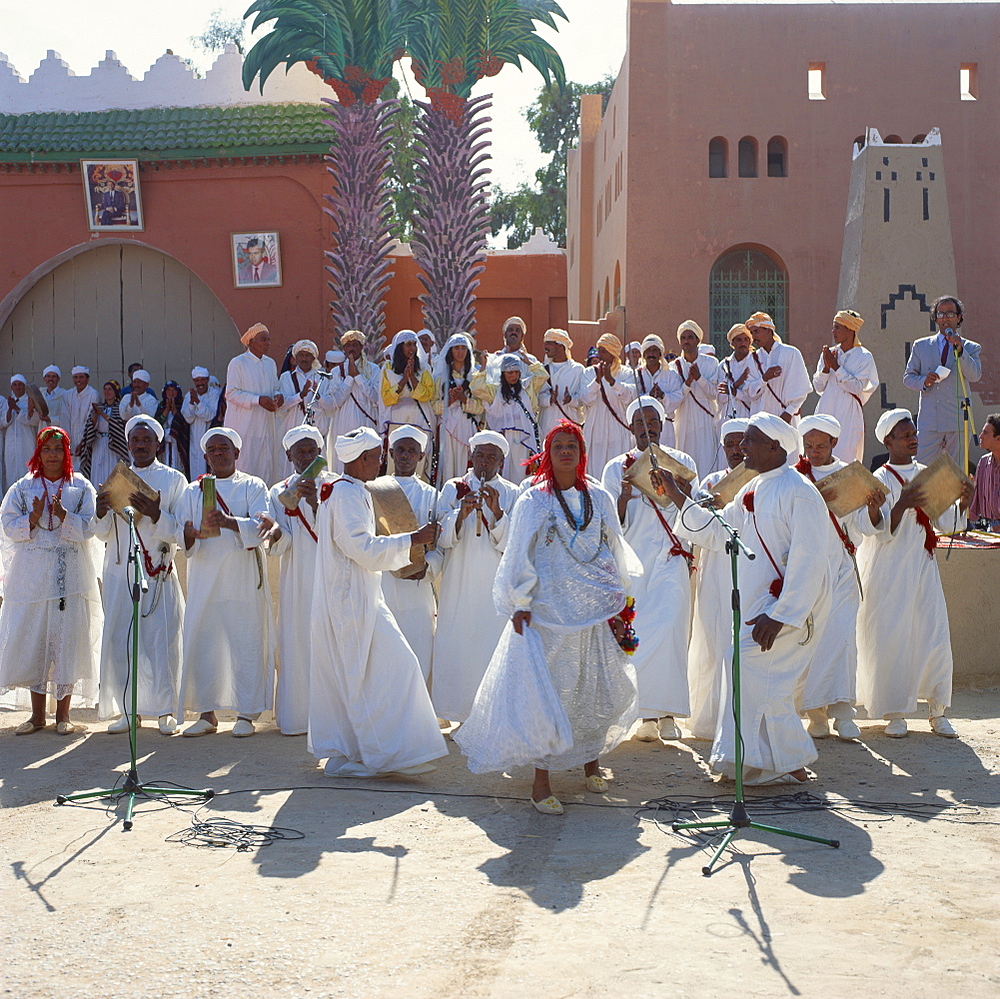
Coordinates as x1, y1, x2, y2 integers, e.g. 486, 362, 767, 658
672, 800, 839, 876
56, 770, 213, 831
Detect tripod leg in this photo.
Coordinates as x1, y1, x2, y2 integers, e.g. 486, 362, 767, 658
749, 820, 839, 848
123, 791, 136, 831
702, 827, 738, 877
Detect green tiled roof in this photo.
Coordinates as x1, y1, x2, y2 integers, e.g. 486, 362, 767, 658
0, 103, 333, 162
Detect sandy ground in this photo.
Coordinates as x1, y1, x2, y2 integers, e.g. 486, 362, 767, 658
2, 689, 1000, 999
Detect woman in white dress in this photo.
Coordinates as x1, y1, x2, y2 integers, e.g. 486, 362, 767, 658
0, 426, 102, 734
433, 333, 483, 483
456, 420, 639, 814
475, 355, 541, 484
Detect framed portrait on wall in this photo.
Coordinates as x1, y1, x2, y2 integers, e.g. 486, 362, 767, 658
82, 159, 143, 231
232, 232, 282, 289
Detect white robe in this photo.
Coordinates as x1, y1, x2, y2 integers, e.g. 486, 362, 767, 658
855, 461, 958, 718
181, 386, 222, 480
3, 398, 39, 488
225, 351, 281, 484
538, 359, 588, 439
482, 390, 540, 485
379, 474, 442, 681
268, 470, 339, 734
68, 384, 100, 453
672, 356, 722, 478
94, 461, 187, 719
602, 447, 696, 719
0, 473, 102, 704
812, 345, 879, 464
676, 465, 838, 782
276, 367, 321, 474
321, 362, 381, 472
119, 392, 157, 423
750, 341, 812, 422
434, 372, 483, 484
717, 353, 764, 420
308, 475, 446, 772
430, 471, 519, 722
41, 386, 70, 432
632, 364, 685, 450
580, 367, 636, 475
175, 471, 275, 716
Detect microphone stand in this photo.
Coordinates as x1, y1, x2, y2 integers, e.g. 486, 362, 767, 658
57, 508, 211, 830
671, 500, 840, 875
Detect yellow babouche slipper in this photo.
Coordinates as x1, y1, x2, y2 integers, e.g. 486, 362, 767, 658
585, 774, 609, 794
530, 795, 564, 815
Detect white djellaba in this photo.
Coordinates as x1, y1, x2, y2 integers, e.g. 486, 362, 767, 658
456, 478, 639, 774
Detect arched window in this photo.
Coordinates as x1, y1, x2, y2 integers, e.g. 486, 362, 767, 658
912, 133, 927, 144
596, 293, 601, 320
709, 136, 728, 178
737, 137, 757, 178
852, 134, 866, 153
766, 137, 787, 177
603, 277, 610, 316
613, 261, 622, 310
884, 134, 903, 144
708, 246, 788, 352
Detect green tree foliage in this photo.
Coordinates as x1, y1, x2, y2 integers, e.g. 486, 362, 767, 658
381, 79, 420, 241
490, 74, 615, 248
191, 8, 247, 55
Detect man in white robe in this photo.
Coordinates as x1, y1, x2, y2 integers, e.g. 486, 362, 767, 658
812, 310, 879, 464
225, 323, 283, 484
793, 415, 884, 740
855, 410, 971, 738
380, 425, 442, 681
717, 325, 764, 420
631, 335, 685, 450
746, 312, 812, 428
181, 366, 222, 480
94, 416, 187, 735
67, 366, 99, 454
538, 329, 587, 438
687, 419, 750, 740
431, 431, 519, 724
667, 412, 839, 784
4, 376, 40, 490
41, 366, 70, 431
119, 369, 158, 422
321, 331, 381, 471
265, 424, 338, 735
277, 339, 323, 475
176, 427, 275, 737
309, 426, 445, 777
580, 333, 636, 474
671, 321, 722, 477
602, 396, 697, 742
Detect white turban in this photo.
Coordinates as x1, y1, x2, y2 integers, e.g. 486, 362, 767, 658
200, 427, 242, 452
132, 369, 151, 384
292, 339, 318, 358
326, 350, 345, 364
335, 426, 382, 464
699, 344, 717, 356
676, 320, 705, 343
125, 415, 164, 442
626, 341, 642, 353
720, 418, 750, 442
748, 412, 800, 456
71, 366, 90, 376
469, 429, 510, 457
282, 424, 325, 451
388, 424, 428, 451
191, 366, 210, 379
875, 408, 913, 443
640, 335, 665, 353
10, 374, 25, 385
798, 414, 842, 440
626, 395, 666, 423
43, 365, 61, 377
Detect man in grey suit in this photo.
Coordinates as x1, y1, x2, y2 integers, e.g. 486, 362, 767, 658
902, 295, 982, 466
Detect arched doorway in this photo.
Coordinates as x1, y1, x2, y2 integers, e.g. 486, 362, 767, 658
0, 242, 237, 388
708, 246, 788, 352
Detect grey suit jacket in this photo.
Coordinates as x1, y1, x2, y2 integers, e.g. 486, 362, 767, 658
902, 334, 982, 431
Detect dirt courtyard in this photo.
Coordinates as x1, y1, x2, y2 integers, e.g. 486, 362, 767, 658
3, 689, 999, 999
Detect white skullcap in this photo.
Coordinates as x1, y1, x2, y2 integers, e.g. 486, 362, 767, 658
626, 395, 666, 423
798, 414, 842, 440
200, 427, 242, 452
335, 426, 382, 464
875, 408, 913, 443
71, 366, 90, 376
391, 329, 418, 349
720, 418, 750, 442
282, 424, 325, 451
326, 350, 345, 364
389, 424, 428, 451
640, 335, 665, 352
10, 374, 25, 384
125, 415, 164, 442
626, 341, 642, 352
43, 365, 61, 377
469, 429, 510, 457
132, 369, 151, 383
699, 344, 717, 356
191, 366, 210, 379
677, 320, 705, 343
748, 412, 800, 456
292, 339, 318, 357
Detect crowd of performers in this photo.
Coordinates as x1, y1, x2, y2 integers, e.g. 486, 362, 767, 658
1, 299, 992, 814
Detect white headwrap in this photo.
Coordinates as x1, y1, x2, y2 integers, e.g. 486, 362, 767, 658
388, 424, 428, 451
282, 424, 325, 451
500, 354, 524, 375
132, 369, 151, 384
335, 426, 382, 464
71, 366, 90, 376
391, 329, 418, 349
676, 320, 705, 343
125, 415, 164, 442
435, 332, 474, 385
875, 408, 913, 443
191, 366, 210, 379
469, 429, 510, 457
200, 427, 243, 452
292, 339, 319, 359
626, 341, 642, 353
798, 414, 842, 440
699, 344, 717, 356
543, 328, 573, 352
720, 418, 750, 442
326, 350, 345, 364
43, 365, 61, 378
748, 412, 800, 456
640, 335, 665, 353
626, 395, 666, 423
10, 374, 25, 385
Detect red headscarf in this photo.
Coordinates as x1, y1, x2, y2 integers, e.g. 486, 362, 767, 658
530, 419, 588, 491
28, 426, 74, 480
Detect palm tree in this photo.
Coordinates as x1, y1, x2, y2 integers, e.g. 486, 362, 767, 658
399, 0, 567, 345
243, 0, 405, 346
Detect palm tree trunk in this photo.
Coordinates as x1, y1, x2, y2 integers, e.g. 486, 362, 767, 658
410, 93, 493, 346
323, 96, 399, 344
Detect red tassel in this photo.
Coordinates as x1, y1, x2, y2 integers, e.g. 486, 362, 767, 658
769, 578, 783, 598
742, 491, 755, 512
319, 482, 334, 503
